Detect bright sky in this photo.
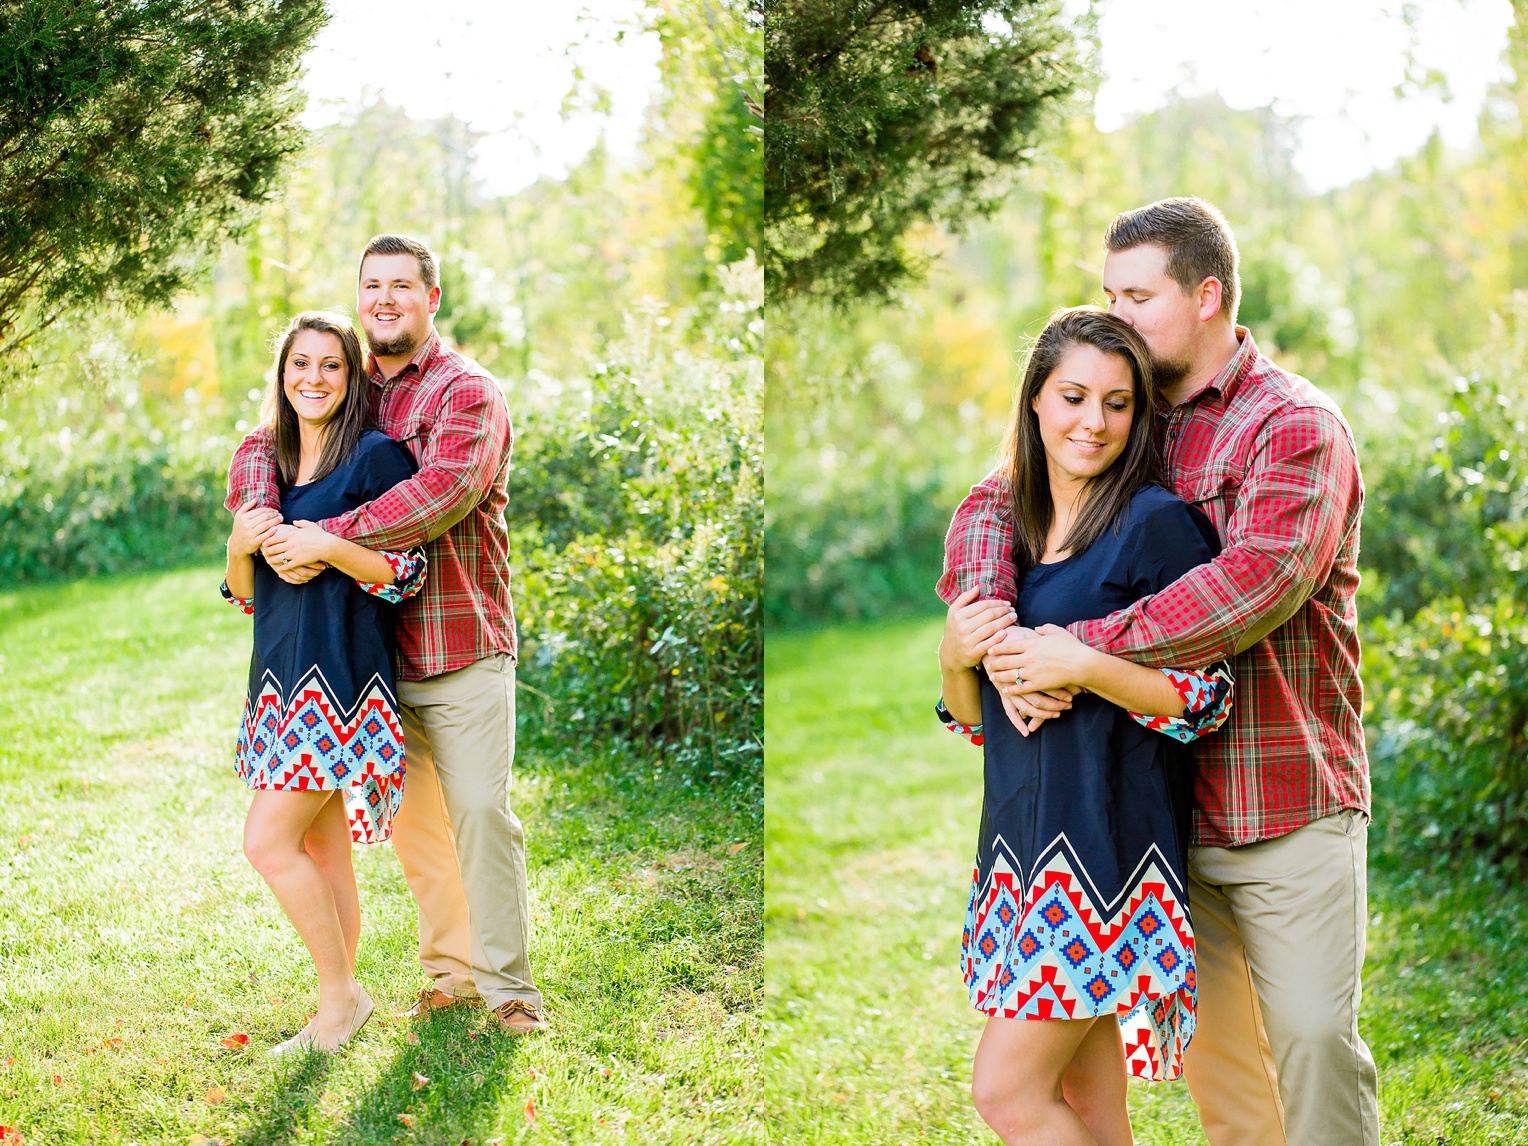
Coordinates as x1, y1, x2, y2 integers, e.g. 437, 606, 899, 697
1091, 0, 1517, 191
298, 0, 660, 196
299, 0, 1516, 199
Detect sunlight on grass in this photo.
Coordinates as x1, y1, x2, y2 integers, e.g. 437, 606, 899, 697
764, 614, 1528, 1145
0, 567, 761, 1145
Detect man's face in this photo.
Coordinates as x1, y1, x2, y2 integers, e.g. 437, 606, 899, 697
1101, 244, 1204, 387
358, 253, 440, 359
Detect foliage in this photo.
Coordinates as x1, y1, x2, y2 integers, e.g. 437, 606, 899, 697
0, 567, 761, 1145
649, 0, 764, 266
511, 257, 763, 784
1363, 299, 1528, 872
0, 0, 326, 369
764, 0, 1085, 303
0, 329, 239, 582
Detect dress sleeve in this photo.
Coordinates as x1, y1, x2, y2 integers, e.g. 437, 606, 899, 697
1127, 660, 1235, 743
220, 580, 254, 615
354, 547, 428, 603
936, 698, 984, 746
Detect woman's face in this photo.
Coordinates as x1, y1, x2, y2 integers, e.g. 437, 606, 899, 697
282, 329, 349, 427
1030, 343, 1136, 487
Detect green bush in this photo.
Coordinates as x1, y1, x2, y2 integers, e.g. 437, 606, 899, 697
1362, 296, 1528, 870
509, 263, 763, 784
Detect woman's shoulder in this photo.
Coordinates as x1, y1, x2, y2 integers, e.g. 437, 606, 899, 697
1122, 483, 1219, 556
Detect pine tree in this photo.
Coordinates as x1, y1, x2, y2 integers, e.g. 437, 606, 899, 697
765, 0, 1084, 303
0, 0, 328, 366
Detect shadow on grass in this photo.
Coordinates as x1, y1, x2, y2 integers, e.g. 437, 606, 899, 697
233, 1053, 332, 1146
335, 1008, 530, 1144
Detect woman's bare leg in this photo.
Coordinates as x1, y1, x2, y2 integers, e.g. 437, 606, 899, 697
1062, 1017, 1135, 1146
244, 789, 361, 1048
302, 792, 360, 972
972, 1015, 1100, 1146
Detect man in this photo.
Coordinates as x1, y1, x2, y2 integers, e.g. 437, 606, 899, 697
939, 198, 1374, 1145
227, 233, 544, 1034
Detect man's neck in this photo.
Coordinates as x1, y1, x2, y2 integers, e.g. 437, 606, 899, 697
374, 327, 434, 381
1161, 322, 1242, 408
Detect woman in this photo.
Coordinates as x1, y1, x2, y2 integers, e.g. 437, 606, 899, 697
937, 308, 1232, 1145
223, 311, 425, 1054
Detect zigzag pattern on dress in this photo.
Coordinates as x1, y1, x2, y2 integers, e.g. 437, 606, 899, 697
235, 664, 406, 845
961, 831, 1196, 1082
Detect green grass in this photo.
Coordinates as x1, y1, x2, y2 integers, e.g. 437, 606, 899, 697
0, 566, 762, 1146
764, 614, 1528, 1145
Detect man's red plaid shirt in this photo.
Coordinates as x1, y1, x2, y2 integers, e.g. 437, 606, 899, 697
227, 330, 516, 681
938, 328, 1370, 847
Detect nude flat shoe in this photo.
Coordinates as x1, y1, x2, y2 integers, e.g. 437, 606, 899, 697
270, 985, 373, 1055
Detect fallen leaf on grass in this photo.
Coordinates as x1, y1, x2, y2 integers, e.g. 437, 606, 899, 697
410, 1072, 430, 1090
526, 1066, 538, 1079
49, 1075, 62, 1086
467, 1030, 479, 1040
457, 1139, 477, 1146
404, 1030, 420, 1045
16, 834, 34, 847
268, 997, 285, 1005
204, 1086, 225, 1105
724, 965, 740, 974
728, 842, 747, 856
600, 1067, 612, 1076
396, 1113, 415, 1128
217, 1034, 250, 1049
0, 1058, 11, 1068
103, 1038, 123, 1049
113, 1018, 124, 1026
0, 1123, 23, 1145
524, 1098, 536, 1123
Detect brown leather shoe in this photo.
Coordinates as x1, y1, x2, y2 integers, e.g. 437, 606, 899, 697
493, 998, 547, 1035
396, 987, 481, 1019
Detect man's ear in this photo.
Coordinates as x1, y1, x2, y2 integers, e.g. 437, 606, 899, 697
1197, 276, 1223, 323
428, 285, 442, 316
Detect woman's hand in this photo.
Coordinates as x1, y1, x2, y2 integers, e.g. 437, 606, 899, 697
228, 502, 283, 557
998, 623, 1101, 695
939, 587, 1018, 672
260, 520, 336, 574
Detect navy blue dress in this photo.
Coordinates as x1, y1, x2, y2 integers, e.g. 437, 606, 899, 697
959, 483, 1222, 1082
225, 430, 424, 844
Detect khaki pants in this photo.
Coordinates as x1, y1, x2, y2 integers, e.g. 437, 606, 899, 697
390, 654, 540, 1010
1184, 809, 1378, 1146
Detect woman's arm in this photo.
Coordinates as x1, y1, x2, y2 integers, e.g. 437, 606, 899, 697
938, 587, 1016, 727
225, 503, 282, 600
1004, 624, 1190, 718
270, 521, 399, 583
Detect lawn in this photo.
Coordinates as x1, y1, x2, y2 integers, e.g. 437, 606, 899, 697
764, 614, 1528, 1145
0, 566, 762, 1146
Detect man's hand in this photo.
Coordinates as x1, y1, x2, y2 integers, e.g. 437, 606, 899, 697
274, 561, 327, 585
983, 625, 1077, 735
228, 502, 283, 558
939, 587, 1017, 672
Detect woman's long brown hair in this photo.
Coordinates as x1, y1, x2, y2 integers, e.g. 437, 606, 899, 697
999, 306, 1159, 570
260, 312, 371, 490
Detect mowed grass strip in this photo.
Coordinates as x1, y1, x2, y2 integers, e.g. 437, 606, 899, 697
763, 614, 1528, 1145
0, 566, 762, 1145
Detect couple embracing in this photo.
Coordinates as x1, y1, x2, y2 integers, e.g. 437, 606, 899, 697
937, 199, 1375, 1145
221, 234, 543, 1053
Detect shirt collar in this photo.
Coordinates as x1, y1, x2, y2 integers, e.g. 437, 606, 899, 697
368, 328, 442, 387
1176, 326, 1257, 408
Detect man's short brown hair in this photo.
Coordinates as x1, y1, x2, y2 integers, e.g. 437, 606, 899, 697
359, 233, 439, 292
1104, 197, 1239, 322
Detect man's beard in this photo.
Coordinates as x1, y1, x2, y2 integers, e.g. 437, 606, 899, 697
367, 328, 419, 358
1149, 352, 1193, 389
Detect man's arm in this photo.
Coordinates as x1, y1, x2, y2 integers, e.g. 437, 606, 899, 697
225, 427, 281, 513
1068, 405, 1362, 668
320, 377, 510, 551
936, 466, 1018, 605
